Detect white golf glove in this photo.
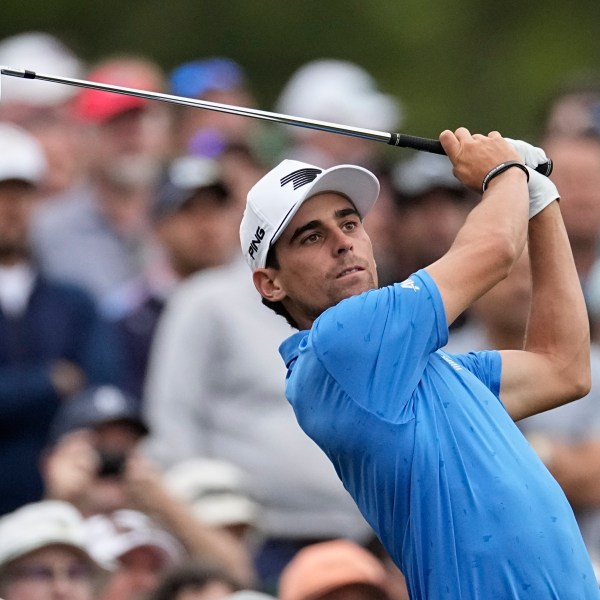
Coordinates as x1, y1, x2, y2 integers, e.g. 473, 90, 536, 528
505, 138, 559, 219
526, 166, 559, 219
504, 137, 550, 172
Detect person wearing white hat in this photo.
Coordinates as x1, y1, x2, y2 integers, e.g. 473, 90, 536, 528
84, 509, 184, 600
0, 122, 123, 516
0, 31, 86, 195
275, 59, 401, 169
241, 128, 599, 599
164, 457, 260, 540
0, 500, 108, 600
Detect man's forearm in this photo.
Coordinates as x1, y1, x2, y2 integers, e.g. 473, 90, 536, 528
525, 203, 591, 406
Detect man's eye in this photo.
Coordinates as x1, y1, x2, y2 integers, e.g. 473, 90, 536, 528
343, 221, 358, 231
302, 233, 320, 244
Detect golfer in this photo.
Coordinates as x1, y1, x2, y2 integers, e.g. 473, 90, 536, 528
240, 128, 600, 598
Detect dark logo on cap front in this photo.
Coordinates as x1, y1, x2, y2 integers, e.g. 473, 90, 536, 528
280, 168, 322, 190
247, 226, 265, 261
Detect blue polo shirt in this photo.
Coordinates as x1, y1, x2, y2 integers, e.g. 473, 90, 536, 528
279, 270, 599, 599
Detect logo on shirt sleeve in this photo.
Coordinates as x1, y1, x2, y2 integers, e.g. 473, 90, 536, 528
400, 278, 420, 292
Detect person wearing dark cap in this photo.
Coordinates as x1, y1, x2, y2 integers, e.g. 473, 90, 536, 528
42, 384, 150, 516
0, 123, 123, 516
42, 384, 257, 588
104, 155, 240, 399
168, 57, 263, 158
151, 155, 240, 278
375, 152, 477, 287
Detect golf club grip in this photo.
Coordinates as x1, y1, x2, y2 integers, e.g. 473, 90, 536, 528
388, 133, 553, 176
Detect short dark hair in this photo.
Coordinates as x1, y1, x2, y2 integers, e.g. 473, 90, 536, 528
261, 245, 299, 329
149, 560, 241, 600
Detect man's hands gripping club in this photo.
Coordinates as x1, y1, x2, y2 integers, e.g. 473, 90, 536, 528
440, 128, 527, 191
439, 128, 559, 219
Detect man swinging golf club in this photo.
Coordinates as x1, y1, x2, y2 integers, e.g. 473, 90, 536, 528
240, 128, 600, 598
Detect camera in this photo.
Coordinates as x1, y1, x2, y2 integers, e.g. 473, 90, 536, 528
96, 449, 127, 478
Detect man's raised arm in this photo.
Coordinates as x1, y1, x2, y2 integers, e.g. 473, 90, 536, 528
500, 182, 591, 420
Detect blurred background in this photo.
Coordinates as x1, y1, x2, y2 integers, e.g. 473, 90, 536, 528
2, 0, 600, 147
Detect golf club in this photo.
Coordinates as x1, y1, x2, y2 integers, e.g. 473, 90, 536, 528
0, 66, 553, 176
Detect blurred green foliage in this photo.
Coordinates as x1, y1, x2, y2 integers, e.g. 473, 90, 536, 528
2, 0, 600, 144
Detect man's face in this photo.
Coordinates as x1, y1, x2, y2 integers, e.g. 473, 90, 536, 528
258, 193, 378, 328
0, 546, 96, 600
98, 546, 168, 600
0, 180, 35, 262
545, 136, 600, 244
156, 190, 239, 277
87, 107, 171, 189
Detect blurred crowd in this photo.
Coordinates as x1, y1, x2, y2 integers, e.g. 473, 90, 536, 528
1, 29, 600, 600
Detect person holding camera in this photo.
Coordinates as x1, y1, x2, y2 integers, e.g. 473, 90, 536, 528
41, 384, 256, 589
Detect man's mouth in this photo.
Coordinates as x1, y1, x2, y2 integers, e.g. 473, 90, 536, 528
336, 265, 364, 279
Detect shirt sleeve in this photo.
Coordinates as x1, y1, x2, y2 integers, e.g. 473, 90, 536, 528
309, 270, 448, 412
443, 349, 503, 399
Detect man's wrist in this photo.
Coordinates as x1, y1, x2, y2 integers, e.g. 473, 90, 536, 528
482, 160, 529, 192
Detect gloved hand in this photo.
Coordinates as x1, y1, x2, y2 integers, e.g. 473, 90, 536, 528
526, 166, 560, 219
505, 138, 559, 218
504, 137, 550, 172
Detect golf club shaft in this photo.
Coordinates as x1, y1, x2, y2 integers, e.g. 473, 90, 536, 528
0, 66, 552, 176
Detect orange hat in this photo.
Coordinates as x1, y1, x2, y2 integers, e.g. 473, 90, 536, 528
72, 57, 164, 123
278, 539, 388, 600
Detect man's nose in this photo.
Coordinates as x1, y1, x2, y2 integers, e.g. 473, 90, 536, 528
331, 229, 353, 255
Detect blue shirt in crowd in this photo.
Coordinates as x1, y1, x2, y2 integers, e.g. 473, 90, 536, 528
279, 270, 600, 599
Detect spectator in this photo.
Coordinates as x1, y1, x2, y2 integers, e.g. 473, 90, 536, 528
0, 499, 109, 600
164, 457, 261, 542
374, 152, 477, 287
541, 75, 600, 138
167, 57, 271, 210
0, 31, 86, 197
149, 560, 242, 600
43, 384, 150, 516
168, 57, 273, 162
0, 123, 122, 515
85, 508, 184, 600
277, 539, 390, 600
103, 155, 240, 398
275, 58, 401, 169
43, 384, 256, 587
142, 254, 373, 593
540, 135, 600, 304
31, 54, 173, 302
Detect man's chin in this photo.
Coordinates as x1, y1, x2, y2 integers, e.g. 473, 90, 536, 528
333, 278, 375, 303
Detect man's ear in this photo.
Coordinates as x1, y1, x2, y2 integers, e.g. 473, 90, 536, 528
252, 268, 286, 302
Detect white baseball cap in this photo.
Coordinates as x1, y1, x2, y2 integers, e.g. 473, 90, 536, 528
276, 59, 401, 136
0, 122, 47, 185
84, 509, 184, 570
240, 159, 380, 270
0, 31, 84, 106
164, 458, 259, 528
0, 500, 103, 569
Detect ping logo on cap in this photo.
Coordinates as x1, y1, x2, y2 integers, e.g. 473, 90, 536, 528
247, 226, 266, 261
280, 168, 322, 190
